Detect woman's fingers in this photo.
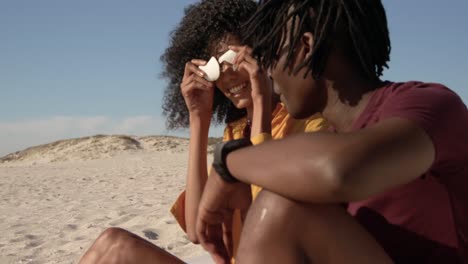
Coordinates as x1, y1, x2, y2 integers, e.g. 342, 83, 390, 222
181, 76, 213, 100
233, 50, 244, 67
228, 46, 257, 73
228, 45, 252, 54
229, 45, 253, 65
182, 68, 213, 89
190, 74, 213, 89
191, 59, 208, 66
236, 61, 254, 75
237, 61, 265, 81
241, 53, 257, 65
228, 45, 242, 52
183, 60, 207, 79
182, 81, 213, 98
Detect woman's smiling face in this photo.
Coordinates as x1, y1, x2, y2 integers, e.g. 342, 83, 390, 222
212, 34, 253, 110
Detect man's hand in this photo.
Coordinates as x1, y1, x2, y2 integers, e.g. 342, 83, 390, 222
196, 168, 252, 264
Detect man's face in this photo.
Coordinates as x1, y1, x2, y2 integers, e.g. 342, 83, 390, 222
269, 33, 326, 119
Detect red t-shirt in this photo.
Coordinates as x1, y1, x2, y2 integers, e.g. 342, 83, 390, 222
347, 82, 468, 263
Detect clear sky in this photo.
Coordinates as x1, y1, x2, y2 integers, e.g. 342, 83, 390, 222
1, 0, 467, 156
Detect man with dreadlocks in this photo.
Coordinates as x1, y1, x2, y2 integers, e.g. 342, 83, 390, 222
195, 0, 468, 263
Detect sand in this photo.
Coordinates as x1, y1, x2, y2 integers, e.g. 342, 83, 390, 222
0, 135, 220, 264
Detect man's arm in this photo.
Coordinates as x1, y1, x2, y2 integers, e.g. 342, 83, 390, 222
227, 117, 435, 203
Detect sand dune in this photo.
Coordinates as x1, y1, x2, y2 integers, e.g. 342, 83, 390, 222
0, 135, 221, 264
1, 135, 222, 165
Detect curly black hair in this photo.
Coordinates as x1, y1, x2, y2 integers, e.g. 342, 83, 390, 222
160, 0, 258, 130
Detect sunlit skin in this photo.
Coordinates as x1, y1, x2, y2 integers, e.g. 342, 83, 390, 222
179, 32, 273, 244
194, 6, 439, 264
186, 33, 273, 120
78, 0, 278, 262
78, 33, 273, 264
214, 35, 253, 110
78, 0, 465, 262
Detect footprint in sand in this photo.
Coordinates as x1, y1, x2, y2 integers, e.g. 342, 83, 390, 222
14, 230, 26, 235
24, 240, 43, 249
108, 214, 136, 226
25, 234, 37, 240
11, 223, 25, 228
142, 229, 159, 240
74, 236, 87, 241
165, 219, 176, 225
166, 241, 189, 251
73, 215, 85, 221
65, 224, 78, 231
9, 237, 24, 243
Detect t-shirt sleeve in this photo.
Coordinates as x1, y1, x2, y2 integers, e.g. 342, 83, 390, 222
379, 83, 468, 169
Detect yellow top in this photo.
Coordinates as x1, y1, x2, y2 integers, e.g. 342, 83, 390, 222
170, 103, 327, 261
223, 103, 326, 199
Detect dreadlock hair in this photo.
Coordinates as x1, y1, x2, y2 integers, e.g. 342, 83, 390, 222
160, 0, 257, 130
244, 0, 391, 81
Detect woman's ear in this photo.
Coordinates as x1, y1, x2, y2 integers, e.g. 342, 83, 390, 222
301, 32, 314, 59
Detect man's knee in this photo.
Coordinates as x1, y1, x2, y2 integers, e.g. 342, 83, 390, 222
248, 190, 345, 230
240, 189, 305, 245
250, 190, 303, 222
237, 191, 310, 262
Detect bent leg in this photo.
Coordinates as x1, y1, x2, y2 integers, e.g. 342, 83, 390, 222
79, 227, 185, 264
236, 191, 393, 264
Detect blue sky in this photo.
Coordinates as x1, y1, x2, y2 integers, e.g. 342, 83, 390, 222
1, 0, 467, 155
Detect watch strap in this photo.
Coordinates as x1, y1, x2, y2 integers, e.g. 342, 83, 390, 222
212, 138, 252, 183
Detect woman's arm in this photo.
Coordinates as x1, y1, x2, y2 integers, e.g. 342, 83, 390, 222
184, 116, 210, 242
178, 59, 215, 242
230, 45, 272, 138
250, 95, 272, 137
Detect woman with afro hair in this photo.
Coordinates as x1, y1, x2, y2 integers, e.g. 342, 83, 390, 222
78, 0, 325, 263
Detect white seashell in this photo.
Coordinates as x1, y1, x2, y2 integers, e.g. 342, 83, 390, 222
198, 57, 220, 82
218, 50, 237, 64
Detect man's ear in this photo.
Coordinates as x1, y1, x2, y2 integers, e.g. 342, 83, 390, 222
301, 32, 314, 59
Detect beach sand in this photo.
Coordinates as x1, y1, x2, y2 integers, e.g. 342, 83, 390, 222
0, 135, 218, 264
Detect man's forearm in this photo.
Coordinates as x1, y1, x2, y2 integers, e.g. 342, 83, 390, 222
226, 132, 347, 203
226, 118, 436, 204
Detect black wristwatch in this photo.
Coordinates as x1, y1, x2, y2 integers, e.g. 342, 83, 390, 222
212, 138, 252, 183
